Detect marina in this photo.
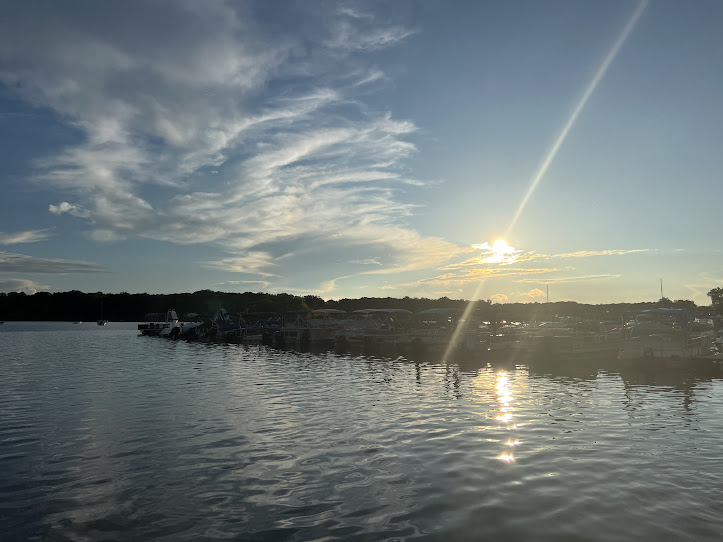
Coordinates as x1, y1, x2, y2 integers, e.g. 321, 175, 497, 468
137, 306, 723, 372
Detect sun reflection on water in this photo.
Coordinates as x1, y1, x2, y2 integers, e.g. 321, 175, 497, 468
497, 452, 515, 463
494, 371, 518, 462
469, 368, 524, 462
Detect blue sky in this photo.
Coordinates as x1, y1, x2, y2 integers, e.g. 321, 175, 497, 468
1, 0, 721, 305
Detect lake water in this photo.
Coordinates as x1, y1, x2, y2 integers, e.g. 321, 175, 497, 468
2, 322, 723, 541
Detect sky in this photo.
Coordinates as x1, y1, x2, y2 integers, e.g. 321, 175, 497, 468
1, 0, 722, 305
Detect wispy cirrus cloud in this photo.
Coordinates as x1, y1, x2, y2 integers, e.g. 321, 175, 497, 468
205, 252, 278, 277
0, 230, 50, 245
413, 242, 648, 295
553, 249, 649, 259
0, 1, 454, 296
446, 246, 650, 271
420, 267, 559, 285
326, 5, 416, 51
349, 258, 382, 266
515, 274, 621, 285
0, 252, 105, 274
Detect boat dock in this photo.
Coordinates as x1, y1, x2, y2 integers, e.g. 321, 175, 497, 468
138, 307, 723, 372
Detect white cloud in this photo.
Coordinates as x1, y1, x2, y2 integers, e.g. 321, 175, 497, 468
326, 21, 415, 51
338, 6, 374, 20
0, 2, 465, 292
205, 252, 279, 277
350, 258, 382, 265
0, 278, 51, 294
49, 202, 90, 217
0, 230, 50, 245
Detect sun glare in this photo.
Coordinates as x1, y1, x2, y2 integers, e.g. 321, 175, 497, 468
492, 239, 508, 251
472, 239, 519, 265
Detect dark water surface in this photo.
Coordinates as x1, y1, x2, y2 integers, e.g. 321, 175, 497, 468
2, 322, 722, 541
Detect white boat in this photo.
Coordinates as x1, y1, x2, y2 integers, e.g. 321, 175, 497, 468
138, 309, 202, 338
618, 308, 713, 365
160, 310, 202, 338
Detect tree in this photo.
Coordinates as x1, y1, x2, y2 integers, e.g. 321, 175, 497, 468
708, 288, 723, 310
303, 295, 325, 310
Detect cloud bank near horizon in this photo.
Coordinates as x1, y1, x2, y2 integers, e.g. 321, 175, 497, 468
0, 278, 51, 295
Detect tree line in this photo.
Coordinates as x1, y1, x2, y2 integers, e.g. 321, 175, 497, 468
0, 289, 719, 323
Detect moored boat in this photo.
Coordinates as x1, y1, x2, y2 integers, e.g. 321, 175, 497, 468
618, 308, 715, 367
279, 309, 345, 348
138, 309, 202, 338
238, 312, 281, 345
337, 309, 412, 352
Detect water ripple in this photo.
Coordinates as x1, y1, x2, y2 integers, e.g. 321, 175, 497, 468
1, 323, 723, 540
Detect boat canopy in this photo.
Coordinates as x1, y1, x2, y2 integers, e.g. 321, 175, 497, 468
417, 308, 462, 315
353, 308, 412, 314
624, 308, 691, 330
312, 309, 346, 315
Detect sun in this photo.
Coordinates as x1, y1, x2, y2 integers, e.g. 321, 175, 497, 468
492, 239, 509, 252
473, 239, 518, 265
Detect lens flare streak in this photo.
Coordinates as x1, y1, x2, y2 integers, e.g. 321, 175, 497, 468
506, 0, 649, 237
449, 1, 649, 355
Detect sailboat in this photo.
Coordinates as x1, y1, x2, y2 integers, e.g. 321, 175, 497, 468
97, 295, 108, 326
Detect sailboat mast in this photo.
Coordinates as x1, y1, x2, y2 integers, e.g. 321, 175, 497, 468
660, 279, 663, 302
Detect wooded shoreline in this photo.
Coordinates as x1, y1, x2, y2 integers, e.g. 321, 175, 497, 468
1, 289, 718, 323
